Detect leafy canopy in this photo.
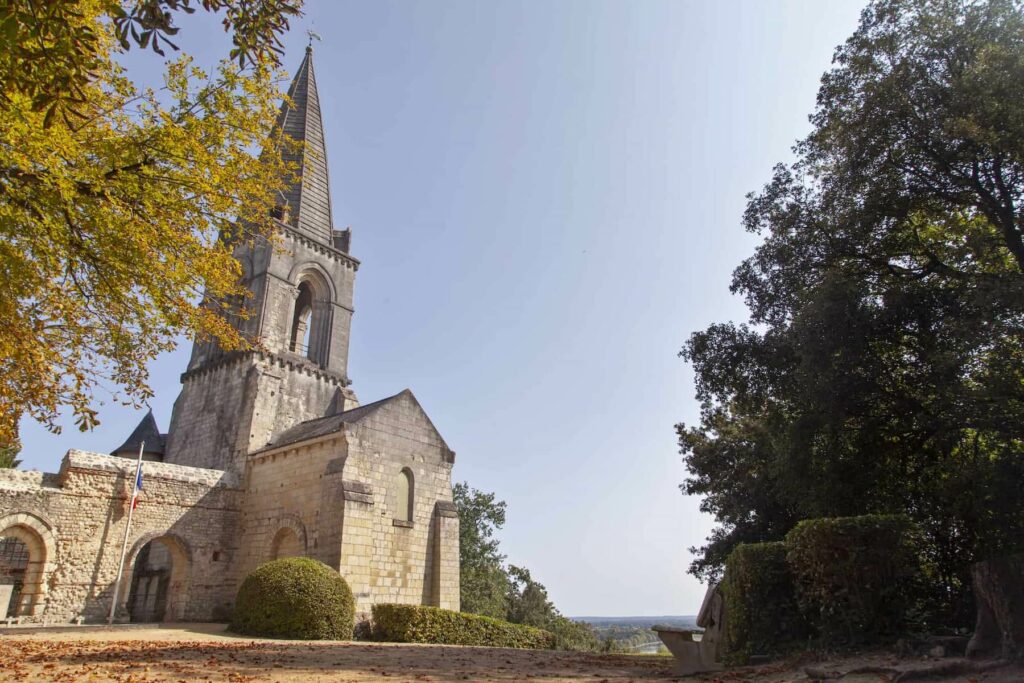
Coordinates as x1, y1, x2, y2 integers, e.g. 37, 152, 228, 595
453, 481, 511, 619
679, 0, 1024, 627
0, 0, 302, 446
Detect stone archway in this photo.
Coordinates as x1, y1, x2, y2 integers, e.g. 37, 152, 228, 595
123, 533, 191, 623
268, 514, 307, 560
286, 267, 334, 366
270, 528, 302, 559
0, 512, 57, 618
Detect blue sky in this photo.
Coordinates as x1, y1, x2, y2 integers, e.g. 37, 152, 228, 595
18, 0, 866, 616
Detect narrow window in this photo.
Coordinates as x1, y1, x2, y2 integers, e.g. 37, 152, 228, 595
290, 282, 314, 357
397, 468, 414, 523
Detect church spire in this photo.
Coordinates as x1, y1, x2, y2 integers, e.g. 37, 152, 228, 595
275, 46, 334, 244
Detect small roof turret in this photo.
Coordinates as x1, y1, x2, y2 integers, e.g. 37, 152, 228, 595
112, 410, 166, 462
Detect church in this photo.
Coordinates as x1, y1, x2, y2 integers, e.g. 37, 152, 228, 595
0, 47, 461, 624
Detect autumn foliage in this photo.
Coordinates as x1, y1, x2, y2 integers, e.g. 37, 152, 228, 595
0, 0, 301, 446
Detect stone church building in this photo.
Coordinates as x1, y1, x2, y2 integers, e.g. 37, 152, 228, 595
0, 48, 460, 623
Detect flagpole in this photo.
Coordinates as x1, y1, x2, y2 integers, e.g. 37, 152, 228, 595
108, 441, 145, 625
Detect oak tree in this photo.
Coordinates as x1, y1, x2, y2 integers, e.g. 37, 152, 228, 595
680, 0, 1024, 626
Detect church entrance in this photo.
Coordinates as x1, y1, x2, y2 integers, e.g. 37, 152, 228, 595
0, 515, 53, 618
126, 536, 189, 622
0, 537, 29, 617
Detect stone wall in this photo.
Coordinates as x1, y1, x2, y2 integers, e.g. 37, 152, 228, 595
165, 227, 359, 473
237, 391, 460, 614
165, 353, 354, 472
0, 451, 242, 623
235, 435, 346, 577
341, 392, 459, 613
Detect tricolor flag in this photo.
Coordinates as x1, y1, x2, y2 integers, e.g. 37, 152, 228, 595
131, 465, 143, 510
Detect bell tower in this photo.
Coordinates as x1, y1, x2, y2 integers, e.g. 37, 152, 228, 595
164, 46, 359, 472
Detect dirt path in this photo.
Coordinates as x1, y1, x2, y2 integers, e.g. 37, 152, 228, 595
0, 623, 679, 682
0, 624, 1020, 682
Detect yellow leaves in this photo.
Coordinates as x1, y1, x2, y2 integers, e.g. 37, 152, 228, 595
0, 8, 292, 445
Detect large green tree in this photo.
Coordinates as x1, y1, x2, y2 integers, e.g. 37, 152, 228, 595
679, 0, 1024, 625
453, 482, 511, 619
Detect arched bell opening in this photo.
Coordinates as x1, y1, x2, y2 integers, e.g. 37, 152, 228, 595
288, 270, 333, 367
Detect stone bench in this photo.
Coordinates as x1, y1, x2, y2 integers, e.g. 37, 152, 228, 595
652, 625, 721, 675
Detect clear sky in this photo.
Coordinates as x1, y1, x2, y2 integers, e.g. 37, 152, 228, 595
17, 0, 866, 617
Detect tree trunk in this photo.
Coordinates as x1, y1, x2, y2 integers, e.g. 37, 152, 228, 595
966, 554, 1024, 661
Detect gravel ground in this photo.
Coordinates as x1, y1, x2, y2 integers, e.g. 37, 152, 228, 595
0, 624, 1019, 682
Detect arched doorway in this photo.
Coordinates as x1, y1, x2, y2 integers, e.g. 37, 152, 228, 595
125, 535, 190, 623
0, 537, 29, 617
0, 513, 56, 618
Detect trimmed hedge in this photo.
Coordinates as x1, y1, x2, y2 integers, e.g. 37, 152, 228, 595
723, 541, 808, 659
230, 557, 355, 639
372, 604, 555, 649
785, 514, 919, 644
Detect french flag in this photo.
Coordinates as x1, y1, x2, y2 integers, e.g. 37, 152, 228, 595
131, 465, 143, 510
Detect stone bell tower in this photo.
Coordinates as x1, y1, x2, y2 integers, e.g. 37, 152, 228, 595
164, 46, 359, 472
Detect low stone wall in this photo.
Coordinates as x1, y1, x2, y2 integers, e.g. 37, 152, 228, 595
0, 450, 243, 623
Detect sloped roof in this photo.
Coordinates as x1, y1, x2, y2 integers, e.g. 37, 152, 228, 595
264, 389, 452, 456
112, 410, 166, 457
275, 46, 334, 245
268, 391, 404, 449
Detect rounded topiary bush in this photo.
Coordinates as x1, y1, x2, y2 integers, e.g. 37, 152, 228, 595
230, 557, 354, 639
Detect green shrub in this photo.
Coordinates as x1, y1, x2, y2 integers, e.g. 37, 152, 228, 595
372, 604, 555, 649
230, 557, 355, 639
723, 541, 808, 660
546, 615, 600, 651
785, 514, 919, 645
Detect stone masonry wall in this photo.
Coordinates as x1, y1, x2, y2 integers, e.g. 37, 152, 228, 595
164, 358, 256, 472
165, 354, 352, 473
238, 391, 459, 615
0, 450, 242, 623
341, 392, 459, 613
234, 435, 348, 578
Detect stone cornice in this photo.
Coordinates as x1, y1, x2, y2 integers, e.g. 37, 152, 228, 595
180, 349, 352, 387
248, 432, 344, 462
277, 221, 360, 271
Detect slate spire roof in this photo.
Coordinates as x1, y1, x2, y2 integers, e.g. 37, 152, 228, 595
275, 46, 334, 244
112, 410, 166, 458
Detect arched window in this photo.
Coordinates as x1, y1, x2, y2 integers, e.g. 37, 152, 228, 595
287, 271, 332, 366
397, 468, 414, 523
